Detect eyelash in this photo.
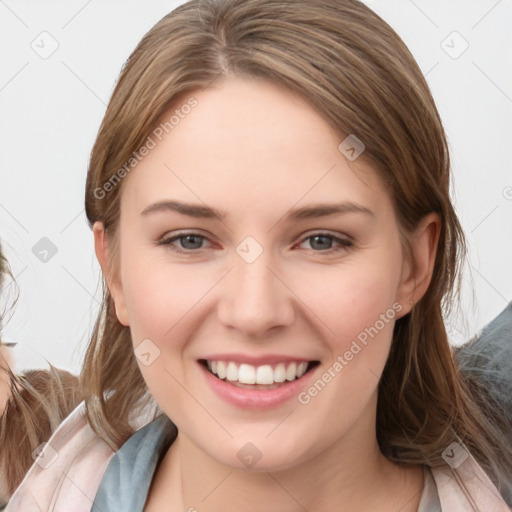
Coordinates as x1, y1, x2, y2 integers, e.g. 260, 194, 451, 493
157, 231, 354, 255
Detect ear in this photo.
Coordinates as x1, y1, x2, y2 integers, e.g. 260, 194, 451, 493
93, 222, 130, 326
395, 213, 440, 317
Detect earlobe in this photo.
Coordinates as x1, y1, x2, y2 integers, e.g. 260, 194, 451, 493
92, 222, 130, 326
396, 213, 440, 316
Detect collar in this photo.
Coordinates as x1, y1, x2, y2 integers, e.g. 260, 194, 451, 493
92, 414, 177, 511
92, 415, 442, 512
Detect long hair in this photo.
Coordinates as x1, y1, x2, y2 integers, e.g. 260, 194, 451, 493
81, 0, 512, 497
0, 366, 82, 499
0, 244, 83, 501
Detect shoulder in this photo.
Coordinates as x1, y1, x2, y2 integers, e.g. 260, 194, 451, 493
92, 414, 177, 511
5, 401, 113, 512
430, 448, 512, 511
454, 302, 512, 411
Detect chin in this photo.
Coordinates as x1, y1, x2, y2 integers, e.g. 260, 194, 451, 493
203, 438, 315, 474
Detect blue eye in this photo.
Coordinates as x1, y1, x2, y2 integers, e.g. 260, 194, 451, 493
300, 233, 353, 253
158, 231, 353, 254
159, 233, 208, 252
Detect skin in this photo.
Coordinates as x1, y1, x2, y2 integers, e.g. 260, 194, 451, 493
94, 76, 440, 511
0, 344, 12, 416
0, 344, 12, 505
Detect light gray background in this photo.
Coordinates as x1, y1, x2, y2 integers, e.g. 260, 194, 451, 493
0, 0, 511, 375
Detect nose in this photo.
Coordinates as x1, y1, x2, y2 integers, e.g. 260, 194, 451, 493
217, 247, 295, 338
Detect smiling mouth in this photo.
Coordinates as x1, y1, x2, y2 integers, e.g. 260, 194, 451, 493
199, 359, 320, 390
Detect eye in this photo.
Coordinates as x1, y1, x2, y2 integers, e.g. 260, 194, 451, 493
158, 232, 211, 253
157, 231, 354, 255
298, 232, 353, 253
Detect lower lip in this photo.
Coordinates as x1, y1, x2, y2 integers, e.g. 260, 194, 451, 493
199, 362, 318, 409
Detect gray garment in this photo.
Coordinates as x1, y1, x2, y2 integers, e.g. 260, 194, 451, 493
454, 302, 512, 507
92, 414, 440, 511
92, 414, 177, 512
455, 302, 512, 420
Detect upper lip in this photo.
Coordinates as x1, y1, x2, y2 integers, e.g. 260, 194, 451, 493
200, 353, 318, 366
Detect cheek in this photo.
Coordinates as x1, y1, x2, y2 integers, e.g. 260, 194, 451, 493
119, 248, 223, 373
292, 257, 402, 352
119, 261, 209, 411
122, 263, 205, 341
289, 264, 402, 435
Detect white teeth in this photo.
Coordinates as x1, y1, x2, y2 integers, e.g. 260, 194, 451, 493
256, 365, 274, 385
217, 361, 226, 379
205, 360, 311, 385
274, 363, 286, 383
285, 362, 297, 381
226, 362, 238, 381
238, 364, 256, 384
297, 362, 308, 378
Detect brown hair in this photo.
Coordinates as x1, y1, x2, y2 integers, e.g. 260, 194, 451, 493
0, 366, 82, 499
0, 243, 83, 501
81, 0, 511, 496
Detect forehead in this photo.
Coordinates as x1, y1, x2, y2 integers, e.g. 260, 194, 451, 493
120, 77, 391, 220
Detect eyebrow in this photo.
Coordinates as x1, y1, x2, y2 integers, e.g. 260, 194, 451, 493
0, 341, 17, 348
141, 200, 374, 221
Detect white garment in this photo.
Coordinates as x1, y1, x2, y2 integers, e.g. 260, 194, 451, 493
5, 402, 511, 511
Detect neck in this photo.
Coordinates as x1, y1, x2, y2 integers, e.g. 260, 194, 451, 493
147, 400, 424, 511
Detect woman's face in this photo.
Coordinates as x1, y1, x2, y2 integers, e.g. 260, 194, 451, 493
98, 77, 434, 471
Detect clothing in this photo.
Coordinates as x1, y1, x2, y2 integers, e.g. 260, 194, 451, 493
454, 302, 512, 507
5, 401, 510, 511
92, 414, 441, 512
92, 414, 177, 511
5, 402, 115, 512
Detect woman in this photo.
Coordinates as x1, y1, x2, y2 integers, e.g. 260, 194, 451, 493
0, 244, 83, 508
0, 244, 14, 419
6, 0, 512, 510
